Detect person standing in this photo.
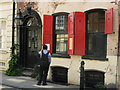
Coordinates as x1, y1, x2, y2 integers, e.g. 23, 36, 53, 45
37, 45, 51, 85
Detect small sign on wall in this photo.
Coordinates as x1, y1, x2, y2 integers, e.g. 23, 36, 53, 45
46, 44, 50, 50
69, 38, 72, 50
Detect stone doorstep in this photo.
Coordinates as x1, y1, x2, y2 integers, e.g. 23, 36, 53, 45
22, 70, 33, 76
22, 68, 34, 77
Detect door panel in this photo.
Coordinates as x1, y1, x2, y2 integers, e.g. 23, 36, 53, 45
26, 26, 41, 68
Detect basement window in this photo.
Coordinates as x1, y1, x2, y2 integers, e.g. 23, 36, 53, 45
51, 67, 68, 85
85, 71, 104, 88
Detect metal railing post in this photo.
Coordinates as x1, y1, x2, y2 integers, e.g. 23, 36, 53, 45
80, 61, 85, 90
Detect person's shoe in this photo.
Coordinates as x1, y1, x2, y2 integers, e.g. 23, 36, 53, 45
37, 83, 41, 85
42, 83, 47, 85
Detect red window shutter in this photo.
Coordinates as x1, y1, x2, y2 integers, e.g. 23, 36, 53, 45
43, 15, 53, 53
74, 12, 86, 55
43, 35, 53, 53
68, 12, 75, 55
68, 12, 86, 55
43, 15, 53, 35
68, 12, 75, 35
105, 8, 113, 34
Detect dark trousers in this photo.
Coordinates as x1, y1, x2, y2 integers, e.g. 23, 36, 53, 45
38, 65, 49, 84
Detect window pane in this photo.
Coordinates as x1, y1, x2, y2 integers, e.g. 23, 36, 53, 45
99, 18, 105, 23
56, 42, 60, 52
93, 12, 98, 23
65, 34, 68, 38
87, 13, 93, 23
99, 24, 104, 32
56, 16, 65, 30
27, 18, 37, 26
32, 30, 34, 38
64, 15, 68, 31
28, 39, 31, 47
88, 24, 92, 32
88, 34, 94, 55
29, 31, 31, 36
57, 35, 60, 38
93, 24, 98, 32
60, 38, 64, 41
98, 12, 105, 23
35, 38, 38, 48
59, 42, 67, 52
99, 12, 105, 18
59, 42, 64, 51
65, 34, 68, 40
95, 33, 106, 57
56, 34, 68, 53
61, 34, 64, 38
27, 19, 32, 26
35, 30, 38, 36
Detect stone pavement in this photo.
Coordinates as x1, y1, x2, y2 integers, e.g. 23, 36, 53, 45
0, 72, 80, 90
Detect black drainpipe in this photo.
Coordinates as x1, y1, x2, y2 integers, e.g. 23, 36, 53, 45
12, 0, 15, 54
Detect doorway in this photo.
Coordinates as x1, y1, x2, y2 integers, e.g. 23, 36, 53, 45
20, 9, 42, 68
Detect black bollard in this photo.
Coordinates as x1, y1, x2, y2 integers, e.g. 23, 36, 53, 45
80, 61, 85, 90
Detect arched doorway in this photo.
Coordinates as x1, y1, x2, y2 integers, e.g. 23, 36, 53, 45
20, 8, 42, 68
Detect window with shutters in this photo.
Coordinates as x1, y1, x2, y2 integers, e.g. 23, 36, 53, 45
83, 9, 107, 60
52, 13, 70, 57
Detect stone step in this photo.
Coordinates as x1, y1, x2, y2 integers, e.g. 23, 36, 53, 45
22, 68, 34, 77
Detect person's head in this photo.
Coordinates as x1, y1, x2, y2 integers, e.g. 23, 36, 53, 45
43, 45, 47, 50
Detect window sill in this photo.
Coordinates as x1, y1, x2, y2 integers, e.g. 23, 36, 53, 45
51, 53, 71, 58
82, 56, 108, 61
